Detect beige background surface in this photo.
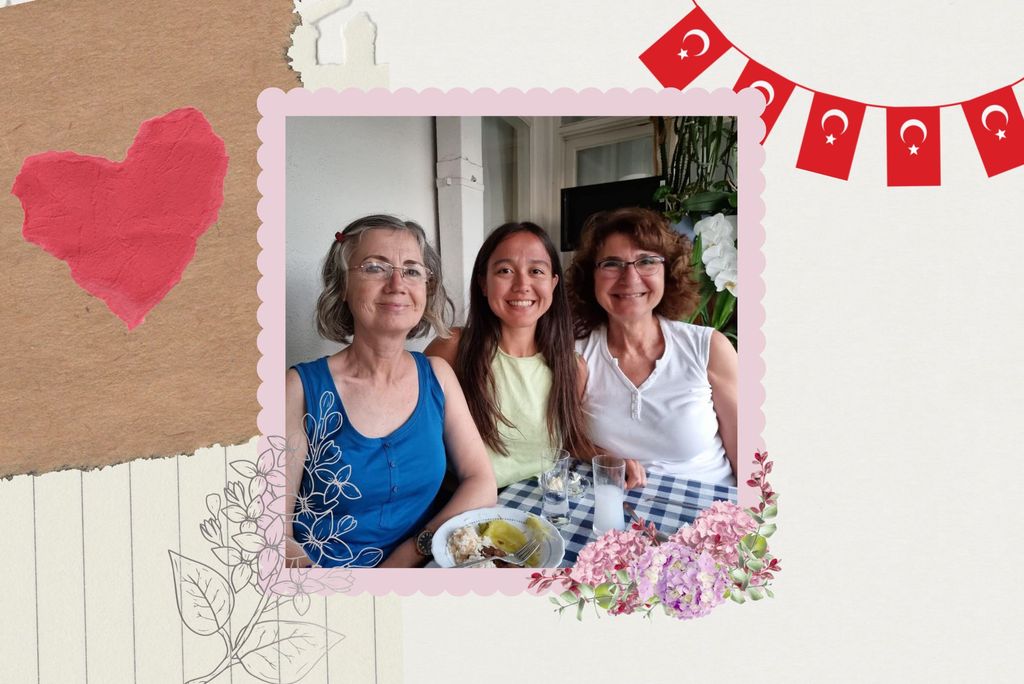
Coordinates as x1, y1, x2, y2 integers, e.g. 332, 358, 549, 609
377, 1, 1023, 681
2, 0, 1022, 681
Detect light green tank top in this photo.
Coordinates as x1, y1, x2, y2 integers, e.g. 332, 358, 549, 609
486, 347, 555, 488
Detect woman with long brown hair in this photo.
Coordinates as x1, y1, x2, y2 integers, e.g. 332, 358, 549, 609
426, 222, 592, 488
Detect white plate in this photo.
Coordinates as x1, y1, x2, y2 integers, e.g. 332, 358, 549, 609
432, 506, 565, 568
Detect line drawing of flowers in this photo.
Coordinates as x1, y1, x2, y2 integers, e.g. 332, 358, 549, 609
168, 433, 351, 684
290, 390, 384, 568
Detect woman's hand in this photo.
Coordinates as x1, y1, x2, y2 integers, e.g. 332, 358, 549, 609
379, 537, 429, 568
624, 458, 647, 489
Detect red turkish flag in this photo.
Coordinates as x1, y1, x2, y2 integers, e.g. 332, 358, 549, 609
886, 107, 941, 186
640, 8, 731, 89
733, 61, 795, 142
961, 86, 1024, 177
795, 93, 866, 180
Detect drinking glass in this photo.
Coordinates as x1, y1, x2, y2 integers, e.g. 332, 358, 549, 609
539, 448, 570, 527
591, 454, 626, 535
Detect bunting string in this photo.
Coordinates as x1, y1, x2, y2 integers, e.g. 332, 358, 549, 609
641, 4, 1024, 185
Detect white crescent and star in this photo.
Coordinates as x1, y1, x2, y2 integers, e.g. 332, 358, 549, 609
749, 80, 775, 106
678, 29, 710, 59
899, 119, 927, 155
821, 108, 849, 144
982, 104, 1009, 140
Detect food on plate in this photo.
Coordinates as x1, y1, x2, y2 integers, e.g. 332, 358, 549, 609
447, 516, 548, 568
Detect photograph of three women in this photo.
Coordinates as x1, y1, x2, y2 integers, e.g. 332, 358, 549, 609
284, 115, 740, 568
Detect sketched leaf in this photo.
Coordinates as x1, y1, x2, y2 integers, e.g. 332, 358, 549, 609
231, 563, 253, 592
318, 569, 355, 593
238, 620, 344, 684
249, 476, 267, 500
234, 532, 267, 553
266, 435, 288, 451
224, 505, 247, 523
293, 592, 311, 615
247, 498, 264, 519
338, 481, 362, 500
333, 514, 357, 536
347, 547, 384, 568
205, 494, 221, 518
168, 551, 234, 636
231, 460, 259, 478
212, 546, 245, 566
317, 391, 334, 422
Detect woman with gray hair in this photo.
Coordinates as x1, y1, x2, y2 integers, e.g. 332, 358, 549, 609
285, 215, 497, 568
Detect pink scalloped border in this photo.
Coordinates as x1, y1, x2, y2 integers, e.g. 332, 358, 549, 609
255, 87, 766, 595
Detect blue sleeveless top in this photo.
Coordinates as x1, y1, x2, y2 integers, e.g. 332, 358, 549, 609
291, 352, 446, 567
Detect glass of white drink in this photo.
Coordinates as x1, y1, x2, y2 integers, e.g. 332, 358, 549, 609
592, 454, 627, 535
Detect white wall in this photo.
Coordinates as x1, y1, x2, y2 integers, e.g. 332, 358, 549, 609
285, 116, 438, 367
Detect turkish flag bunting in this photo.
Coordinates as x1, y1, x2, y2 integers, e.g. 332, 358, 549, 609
733, 61, 796, 142
796, 93, 866, 180
886, 107, 941, 186
961, 87, 1024, 177
640, 8, 731, 89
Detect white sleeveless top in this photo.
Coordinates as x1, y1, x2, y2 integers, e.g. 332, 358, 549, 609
576, 317, 735, 486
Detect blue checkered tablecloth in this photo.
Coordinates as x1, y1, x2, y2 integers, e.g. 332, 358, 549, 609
498, 464, 737, 567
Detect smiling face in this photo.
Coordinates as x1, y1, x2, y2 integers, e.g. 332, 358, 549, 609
345, 228, 429, 338
593, 232, 665, 325
481, 231, 559, 334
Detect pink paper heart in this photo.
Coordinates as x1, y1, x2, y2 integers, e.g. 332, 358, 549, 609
12, 107, 229, 329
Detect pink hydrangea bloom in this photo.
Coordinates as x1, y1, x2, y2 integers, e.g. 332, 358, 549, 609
570, 527, 651, 587
671, 500, 756, 566
630, 543, 728, 620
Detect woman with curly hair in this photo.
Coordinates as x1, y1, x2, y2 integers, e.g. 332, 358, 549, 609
426, 222, 592, 488
567, 207, 737, 486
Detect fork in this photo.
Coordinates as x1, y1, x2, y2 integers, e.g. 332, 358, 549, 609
623, 502, 669, 543
453, 538, 543, 568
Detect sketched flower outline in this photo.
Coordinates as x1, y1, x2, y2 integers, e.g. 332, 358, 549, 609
168, 434, 355, 683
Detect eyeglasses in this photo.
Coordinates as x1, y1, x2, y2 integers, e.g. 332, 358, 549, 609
355, 261, 432, 285
595, 255, 666, 277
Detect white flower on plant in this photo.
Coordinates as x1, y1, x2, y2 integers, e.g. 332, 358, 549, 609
693, 213, 738, 297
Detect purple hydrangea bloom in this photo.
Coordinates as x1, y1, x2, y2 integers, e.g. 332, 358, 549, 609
630, 542, 729, 620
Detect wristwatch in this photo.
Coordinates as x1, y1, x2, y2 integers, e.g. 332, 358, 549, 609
414, 528, 434, 558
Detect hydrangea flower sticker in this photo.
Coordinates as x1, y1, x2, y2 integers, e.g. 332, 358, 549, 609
530, 450, 781, 620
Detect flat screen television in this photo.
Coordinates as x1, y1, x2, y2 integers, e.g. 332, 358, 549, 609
560, 175, 665, 251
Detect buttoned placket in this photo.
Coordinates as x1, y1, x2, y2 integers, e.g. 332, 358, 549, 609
384, 441, 397, 498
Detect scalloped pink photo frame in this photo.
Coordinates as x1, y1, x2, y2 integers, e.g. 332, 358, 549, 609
256, 87, 766, 595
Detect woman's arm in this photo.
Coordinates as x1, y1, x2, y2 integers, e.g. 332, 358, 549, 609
707, 330, 739, 478
379, 356, 497, 567
572, 355, 646, 489
423, 327, 462, 367
284, 369, 313, 568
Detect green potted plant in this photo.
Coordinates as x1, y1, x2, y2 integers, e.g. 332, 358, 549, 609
653, 116, 738, 345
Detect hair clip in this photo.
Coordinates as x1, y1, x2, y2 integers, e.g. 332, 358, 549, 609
335, 231, 345, 242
